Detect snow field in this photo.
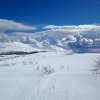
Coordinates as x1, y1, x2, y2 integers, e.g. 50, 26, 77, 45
0, 51, 100, 100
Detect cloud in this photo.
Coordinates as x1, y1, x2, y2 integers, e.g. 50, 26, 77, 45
74, 34, 83, 40
65, 35, 77, 42
0, 33, 10, 42
80, 38, 93, 46
43, 24, 100, 32
94, 38, 100, 47
61, 34, 94, 48
5, 23, 100, 47
19, 36, 38, 44
6, 24, 100, 41
42, 24, 100, 39
7, 32, 35, 40
0, 19, 36, 33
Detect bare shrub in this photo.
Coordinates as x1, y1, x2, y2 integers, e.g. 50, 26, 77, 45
93, 58, 100, 69
33, 64, 55, 75
11, 62, 17, 66
45, 85, 55, 90
29, 60, 34, 65
22, 60, 39, 66
67, 66, 70, 69
41, 65, 55, 75
1, 63, 10, 67
22, 61, 27, 65
60, 65, 70, 70
60, 64, 64, 69
92, 58, 100, 75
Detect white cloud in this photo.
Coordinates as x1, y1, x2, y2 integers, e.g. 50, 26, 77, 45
80, 38, 93, 46
7, 32, 35, 40
94, 38, 100, 47
0, 33, 10, 42
61, 34, 94, 48
43, 24, 100, 32
0, 19, 36, 33
42, 24, 100, 39
19, 36, 38, 44
5, 24, 100, 44
43, 25, 77, 29
74, 34, 83, 40
62, 35, 76, 42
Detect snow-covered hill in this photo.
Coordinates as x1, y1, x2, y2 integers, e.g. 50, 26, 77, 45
0, 41, 68, 55
0, 42, 41, 53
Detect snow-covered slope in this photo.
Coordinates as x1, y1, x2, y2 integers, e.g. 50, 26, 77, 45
0, 42, 41, 53
0, 41, 68, 54
0, 51, 100, 100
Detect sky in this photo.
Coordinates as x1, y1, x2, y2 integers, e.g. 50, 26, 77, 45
0, 0, 100, 51
0, 0, 100, 25
0, 0, 100, 44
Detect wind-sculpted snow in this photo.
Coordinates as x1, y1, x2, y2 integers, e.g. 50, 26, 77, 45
0, 51, 100, 100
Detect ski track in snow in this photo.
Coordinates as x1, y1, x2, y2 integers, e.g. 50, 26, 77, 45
0, 51, 100, 100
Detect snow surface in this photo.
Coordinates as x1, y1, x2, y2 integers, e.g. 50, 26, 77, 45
0, 42, 41, 53
0, 42, 68, 53
0, 50, 100, 100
